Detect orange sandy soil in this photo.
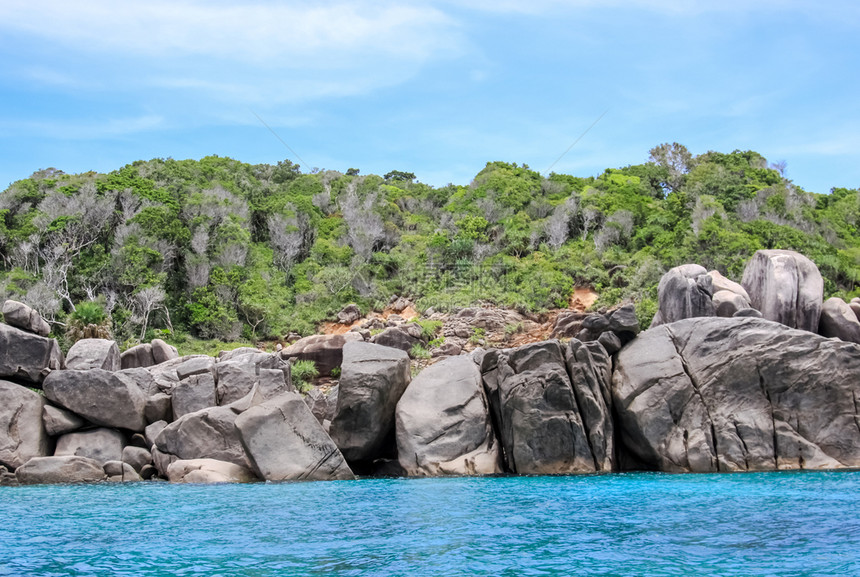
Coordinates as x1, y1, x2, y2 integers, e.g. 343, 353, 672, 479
315, 288, 598, 348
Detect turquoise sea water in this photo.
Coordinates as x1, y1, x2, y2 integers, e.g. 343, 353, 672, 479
1, 471, 859, 576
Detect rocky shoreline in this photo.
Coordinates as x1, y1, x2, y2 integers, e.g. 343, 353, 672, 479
2, 249, 860, 486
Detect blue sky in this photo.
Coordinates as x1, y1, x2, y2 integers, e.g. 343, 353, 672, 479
1, 0, 858, 193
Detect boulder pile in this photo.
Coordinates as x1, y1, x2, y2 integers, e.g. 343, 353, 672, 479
2, 249, 860, 486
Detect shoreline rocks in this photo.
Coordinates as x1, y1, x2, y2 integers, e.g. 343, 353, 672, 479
3, 248, 860, 486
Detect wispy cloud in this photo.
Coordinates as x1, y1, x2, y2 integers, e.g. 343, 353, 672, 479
0, 1, 458, 64
0, 115, 165, 140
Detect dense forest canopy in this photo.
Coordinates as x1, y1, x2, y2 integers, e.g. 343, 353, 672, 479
0, 144, 857, 349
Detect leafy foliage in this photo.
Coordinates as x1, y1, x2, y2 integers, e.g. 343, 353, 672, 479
1, 146, 857, 348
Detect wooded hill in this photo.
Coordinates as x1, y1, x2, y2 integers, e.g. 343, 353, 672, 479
0, 143, 857, 350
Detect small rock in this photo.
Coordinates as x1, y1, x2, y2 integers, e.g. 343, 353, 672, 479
337, 304, 362, 324
122, 446, 152, 473
597, 331, 621, 355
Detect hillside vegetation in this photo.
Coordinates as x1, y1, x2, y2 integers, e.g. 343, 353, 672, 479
1, 143, 858, 350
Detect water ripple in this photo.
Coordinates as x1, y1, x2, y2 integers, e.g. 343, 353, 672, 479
1, 471, 859, 576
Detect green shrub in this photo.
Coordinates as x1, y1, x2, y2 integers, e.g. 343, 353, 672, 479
291, 359, 319, 393
414, 319, 442, 340
410, 343, 431, 359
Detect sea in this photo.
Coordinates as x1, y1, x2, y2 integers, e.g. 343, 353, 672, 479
1, 471, 858, 576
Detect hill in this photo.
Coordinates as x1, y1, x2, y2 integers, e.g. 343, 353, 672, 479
0, 143, 857, 351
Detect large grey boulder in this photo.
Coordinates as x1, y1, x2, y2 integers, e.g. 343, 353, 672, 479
172, 373, 217, 420
145, 393, 172, 424
117, 367, 162, 397
370, 327, 422, 354
153, 406, 251, 475
65, 339, 121, 371
651, 264, 715, 327
150, 339, 178, 364
281, 333, 363, 376
43, 368, 148, 432
713, 290, 750, 318
121, 445, 152, 473
707, 270, 751, 302
43, 404, 85, 436
2, 300, 50, 336
54, 428, 125, 465
120, 343, 155, 369
166, 458, 256, 483
215, 360, 291, 406
103, 460, 142, 483
329, 342, 411, 462
16, 455, 105, 484
0, 380, 49, 469
490, 340, 596, 475
0, 323, 64, 385
564, 339, 614, 472
818, 297, 860, 345
175, 356, 215, 381
396, 356, 501, 476
236, 392, 354, 481
612, 317, 860, 472
741, 249, 823, 332
217, 347, 261, 361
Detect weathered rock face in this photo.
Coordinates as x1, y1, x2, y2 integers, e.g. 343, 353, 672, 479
741, 249, 823, 332
2, 300, 51, 336
612, 317, 860, 473
651, 264, 715, 327
819, 297, 860, 345
329, 342, 411, 463
166, 458, 257, 483
215, 360, 290, 406
175, 356, 215, 381
281, 333, 363, 375
370, 327, 422, 354
65, 339, 121, 371
396, 356, 501, 476
43, 368, 148, 432
16, 456, 106, 484
236, 392, 354, 481
54, 428, 126, 465
713, 290, 750, 318
153, 406, 250, 474
217, 347, 261, 361
172, 373, 217, 420
0, 323, 64, 385
707, 270, 751, 302
0, 380, 49, 469
42, 404, 85, 436
150, 339, 178, 364
303, 385, 339, 428
120, 343, 155, 369
490, 340, 608, 475
564, 340, 614, 472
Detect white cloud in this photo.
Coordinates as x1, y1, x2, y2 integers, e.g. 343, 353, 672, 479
0, 115, 164, 140
0, 1, 457, 65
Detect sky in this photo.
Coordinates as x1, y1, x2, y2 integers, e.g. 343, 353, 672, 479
1, 0, 859, 193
